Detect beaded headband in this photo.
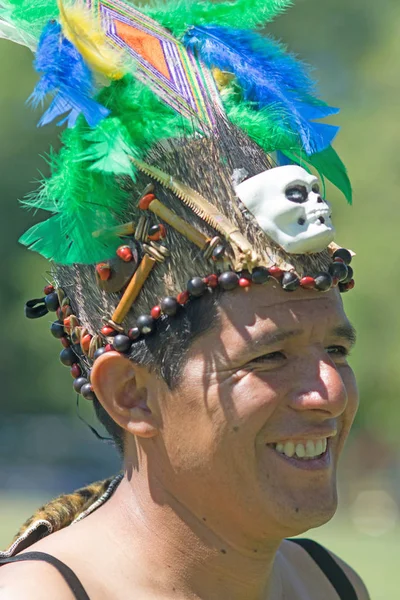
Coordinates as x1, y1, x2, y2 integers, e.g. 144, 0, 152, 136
1, 0, 355, 402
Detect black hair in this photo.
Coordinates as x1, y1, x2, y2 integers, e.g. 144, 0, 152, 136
91, 289, 222, 453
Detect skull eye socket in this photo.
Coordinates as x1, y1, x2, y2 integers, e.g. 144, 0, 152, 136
312, 184, 320, 194
285, 185, 308, 203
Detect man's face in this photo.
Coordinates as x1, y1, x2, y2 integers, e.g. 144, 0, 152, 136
149, 283, 358, 543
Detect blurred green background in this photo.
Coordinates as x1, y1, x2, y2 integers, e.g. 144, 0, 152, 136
1, 0, 399, 597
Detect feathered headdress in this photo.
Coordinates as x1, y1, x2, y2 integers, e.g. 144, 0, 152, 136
1, 0, 351, 265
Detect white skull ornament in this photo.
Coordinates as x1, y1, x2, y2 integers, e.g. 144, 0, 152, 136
235, 165, 335, 254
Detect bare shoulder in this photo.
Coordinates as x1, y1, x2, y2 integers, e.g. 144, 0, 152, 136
280, 539, 370, 600
327, 549, 371, 600
0, 560, 74, 599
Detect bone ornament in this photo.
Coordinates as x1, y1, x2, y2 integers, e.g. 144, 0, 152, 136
235, 166, 335, 254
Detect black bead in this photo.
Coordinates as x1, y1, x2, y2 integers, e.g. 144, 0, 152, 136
93, 347, 107, 360
81, 383, 96, 401
149, 224, 160, 236
60, 347, 77, 366
332, 248, 352, 265
113, 334, 132, 353
314, 272, 333, 292
25, 297, 48, 319
187, 277, 207, 297
161, 296, 179, 316
50, 321, 65, 339
128, 327, 141, 341
44, 292, 60, 312
328, 261, 348, 282
137, 314, 155, 335
251, 267, 270, 285
73, 377, 88, 393
341, 265, 353, 284
281, 272, 300, 292
339, 282, 353, 293
218, 271, 239, 291
212, 244, 226, 260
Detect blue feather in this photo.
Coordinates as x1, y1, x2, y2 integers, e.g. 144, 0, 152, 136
28, 21, 109, 128
184, 25, 339, 155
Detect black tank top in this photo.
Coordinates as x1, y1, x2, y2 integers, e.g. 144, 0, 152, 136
0, 539, 357, 600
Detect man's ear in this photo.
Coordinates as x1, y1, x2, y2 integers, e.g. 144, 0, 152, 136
91, 352, 159, 439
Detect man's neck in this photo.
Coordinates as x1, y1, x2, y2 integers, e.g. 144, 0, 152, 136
102, 472, 283, 600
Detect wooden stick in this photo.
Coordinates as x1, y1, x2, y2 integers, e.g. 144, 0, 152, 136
148, 199, 208, 250
112, 255, 156, 324
92, 221, 136, 239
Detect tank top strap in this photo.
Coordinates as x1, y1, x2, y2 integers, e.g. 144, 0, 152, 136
0, 551, 90, 600
290, 538, 358, 600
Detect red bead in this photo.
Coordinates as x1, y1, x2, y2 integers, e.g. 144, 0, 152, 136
139, 193, 156, 210
105, 344, 114, 352
116, 245, 133, 262
44, 284, 54, 295
81, 334, 92, 353
64, 316, 71, 329
332, 277, 339, 287
101, 325, 116, 336
61, 337, 70, 348
239, 277, 251, 288
269, 266, 283, 280
346, 279, 355, 290
333, 257, 345, 264
159, 224, 167, 239
151, 305, 162, 319
207, 274, 219, 289
300, 276, 315, 289
177, 291, 190, 305
71, 364, 81, 378
148, 229, 162, 242
96, 262, 111, 281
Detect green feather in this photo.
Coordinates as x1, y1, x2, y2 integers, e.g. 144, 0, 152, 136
20, 76, 198, 264
144, 0, 292, 38
307, 146, 352, 205
19, 126, 128, 264
0, 0, 58, 42
79, 118, 137, 178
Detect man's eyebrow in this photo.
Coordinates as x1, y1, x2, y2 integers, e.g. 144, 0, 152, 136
330, 323, 357, 346
245, 322, 357, 355
248, 329, 302, 352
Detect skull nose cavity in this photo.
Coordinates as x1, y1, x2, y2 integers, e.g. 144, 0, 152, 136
317, 196, 324, 203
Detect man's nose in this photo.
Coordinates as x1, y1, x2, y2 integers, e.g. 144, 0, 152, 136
289, 352, 348, 418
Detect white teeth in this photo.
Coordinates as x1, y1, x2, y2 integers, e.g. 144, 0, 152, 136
273, 438, 328, 460
295, 443, 306, 458
305, 440, 316, 457
283, 441, 295, 458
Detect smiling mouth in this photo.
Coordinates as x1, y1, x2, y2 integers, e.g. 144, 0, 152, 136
266, 437, 332, 468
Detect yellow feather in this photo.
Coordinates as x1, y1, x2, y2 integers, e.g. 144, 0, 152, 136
58, 0, 124, 80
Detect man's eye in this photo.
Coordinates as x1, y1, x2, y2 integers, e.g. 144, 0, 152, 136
251, 351, 287, 363
326, 345, 350, 358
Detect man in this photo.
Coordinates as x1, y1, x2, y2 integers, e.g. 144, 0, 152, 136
0, 0, 369, 597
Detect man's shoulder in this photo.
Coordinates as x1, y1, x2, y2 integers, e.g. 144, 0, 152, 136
281, 538, 370, 600
0, 559, 74, 599
327, 548, 370, 600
